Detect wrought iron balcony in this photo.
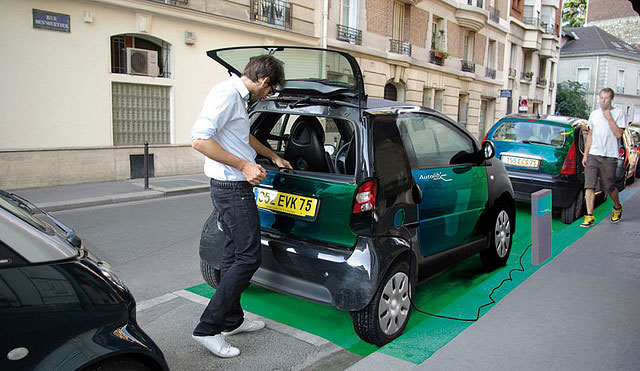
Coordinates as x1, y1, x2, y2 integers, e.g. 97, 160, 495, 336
536, 77, 547, 87
521, 72, 533, 82
509, 68, 517, 78
250, 0, 292, 29
390, 39, 411, 56
489, 6, 500, 23
524, 16, 540, 27
485, 67, 496, 79
616, 86, 625, 93
541, 22, 556, 35
429, 50, 445, 66
461, 60, 475, 73
337, 24, 362, 45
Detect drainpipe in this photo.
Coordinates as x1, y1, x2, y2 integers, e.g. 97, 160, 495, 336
321, 0, 328, 48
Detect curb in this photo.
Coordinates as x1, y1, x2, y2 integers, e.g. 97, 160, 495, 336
37, 186, 209, 212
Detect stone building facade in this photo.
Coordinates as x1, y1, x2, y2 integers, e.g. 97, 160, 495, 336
586, 0, 640, 49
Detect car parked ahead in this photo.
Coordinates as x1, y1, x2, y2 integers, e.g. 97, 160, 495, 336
0, 190, 168, 371
199, 46, 516, 346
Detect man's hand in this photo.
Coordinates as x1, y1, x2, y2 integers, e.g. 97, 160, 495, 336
603, 109, 613, 121
272, 156, 292, 169
241, 162, 268, 185
582, 154, 587, 168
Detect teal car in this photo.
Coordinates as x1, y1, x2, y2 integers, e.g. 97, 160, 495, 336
485, 115, 589, 224
199, 46, 515, 346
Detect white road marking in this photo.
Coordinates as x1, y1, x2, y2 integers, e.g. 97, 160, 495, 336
137, 288, 329, 347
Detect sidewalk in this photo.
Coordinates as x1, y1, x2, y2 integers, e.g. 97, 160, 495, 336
7, 174, 210, 212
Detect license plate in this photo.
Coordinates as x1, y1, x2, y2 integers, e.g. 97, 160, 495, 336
253, 187, 319, 221
501, 155, 540, 169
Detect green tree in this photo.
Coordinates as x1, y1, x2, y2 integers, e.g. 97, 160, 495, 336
555, 80, 590, 118
562, 0, 586, 28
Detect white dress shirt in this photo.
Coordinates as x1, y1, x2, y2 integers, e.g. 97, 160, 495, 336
587, 107, 626, 158
191, 75, 257, 181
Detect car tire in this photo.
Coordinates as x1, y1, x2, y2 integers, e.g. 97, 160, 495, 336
85, 357, 150, 371
351, 261, 412, 346
561, 189, 584, 225
480, 202, 513, 269
200, 259, 220, 289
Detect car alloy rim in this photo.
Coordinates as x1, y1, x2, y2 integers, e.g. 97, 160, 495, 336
378, 271, 411, 336
495, 210, 511, 258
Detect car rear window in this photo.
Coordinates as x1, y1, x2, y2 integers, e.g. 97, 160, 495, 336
491, 121, 568, 148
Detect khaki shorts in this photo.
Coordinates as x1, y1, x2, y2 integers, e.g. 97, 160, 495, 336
584, 155, 617, 193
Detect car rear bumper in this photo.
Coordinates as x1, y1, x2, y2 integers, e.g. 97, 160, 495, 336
507, 170, 582, 209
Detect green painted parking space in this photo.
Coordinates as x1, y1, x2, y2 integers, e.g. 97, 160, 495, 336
187, 199, 615, 364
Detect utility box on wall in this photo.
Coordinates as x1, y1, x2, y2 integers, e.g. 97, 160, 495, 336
130, 154, 154, 179
531, 189, 552, 265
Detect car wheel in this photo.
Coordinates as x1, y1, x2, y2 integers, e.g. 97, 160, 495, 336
85, 357, 150, 371
351, 261, 412, 346
200, 259, 220, 289
561, 189, 584, 225
480, 202, 512, 269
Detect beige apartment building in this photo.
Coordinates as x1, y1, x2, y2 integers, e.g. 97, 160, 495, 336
1, 0, 561, 189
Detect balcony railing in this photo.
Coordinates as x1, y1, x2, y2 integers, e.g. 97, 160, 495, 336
541, 22, 556, 35
524, 16, 540, 27
461, 60, 475, 73
521, 72, 533, 82
486, 67, 496, 79
250, 0, 292, 29
616, 86, 625, 93
467, 0, 483, 7
489, 6, 500, 23
509, 68, 517, 78
536, 77, 547, 87
390, 39, 412, 56
336, 24, 362, 45
429, 50, 445, 66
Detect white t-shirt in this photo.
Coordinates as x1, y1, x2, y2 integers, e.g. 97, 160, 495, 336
587, 107, 626, 158
190, 75, 257, 181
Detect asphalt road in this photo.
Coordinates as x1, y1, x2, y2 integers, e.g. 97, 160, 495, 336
51, 193, 357, 370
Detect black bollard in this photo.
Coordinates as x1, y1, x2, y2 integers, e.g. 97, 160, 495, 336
144, 141, 149, 190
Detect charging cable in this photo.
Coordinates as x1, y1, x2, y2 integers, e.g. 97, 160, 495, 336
407, 242, 531, 322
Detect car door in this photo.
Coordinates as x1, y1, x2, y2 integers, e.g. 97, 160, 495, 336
397, 113, 488, 256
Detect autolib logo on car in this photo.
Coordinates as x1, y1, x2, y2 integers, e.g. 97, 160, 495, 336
419, 172, 452, 182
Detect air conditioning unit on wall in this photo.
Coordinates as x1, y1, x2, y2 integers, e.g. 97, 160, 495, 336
126, 47, 160, 77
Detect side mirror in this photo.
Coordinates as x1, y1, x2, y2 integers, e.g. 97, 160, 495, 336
412, 183, 422, 204
481, 140, 495, 160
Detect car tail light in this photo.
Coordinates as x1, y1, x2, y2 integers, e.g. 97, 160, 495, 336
353, 179, 377, 213
561, 142, 577, 175
619, 147, 626, 159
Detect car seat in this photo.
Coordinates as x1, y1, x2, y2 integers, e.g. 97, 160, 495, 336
284, 116, 334, 172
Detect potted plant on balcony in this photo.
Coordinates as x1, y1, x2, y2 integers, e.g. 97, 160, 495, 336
524, 71, 534, 79
433, 49, 449, 59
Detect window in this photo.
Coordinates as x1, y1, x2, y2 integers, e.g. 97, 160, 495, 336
487, 40, 496, 69
457, 94, 469, 127
463, 31, 475, 62
384, 83, 398, 101
110, 34, 170, 78
392, 1, 406, 42
112, 83, 171, 145
250, 0, 292, 29
491, 121, 567, 147
434, 90, 444, 112
577, 67, 590, 90
634, 105, 640, 122
340, 0, 358, 29
431, 16, 445, 51
617, 69, 626, 93
397, 114, 475, 169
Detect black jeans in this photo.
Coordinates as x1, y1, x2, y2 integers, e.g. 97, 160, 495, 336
193, 180, 261, 336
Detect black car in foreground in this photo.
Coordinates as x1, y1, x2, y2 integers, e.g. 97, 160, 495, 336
0, 190, 168, 371
199, 46, 515, 346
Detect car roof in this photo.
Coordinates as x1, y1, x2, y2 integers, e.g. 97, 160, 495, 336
496, 114, 583, 127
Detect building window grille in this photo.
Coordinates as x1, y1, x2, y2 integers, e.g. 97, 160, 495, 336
509, 68, 517, 78
461, 60, 475, 73
337, 24, 362, 45
486, 67, 496, 79
523, 5, 539, 26
250, 0, 292, 29
389, 39, 412, 56
489, 6, 500, 22
112, 82, 171, 146
429, 51, 445, 66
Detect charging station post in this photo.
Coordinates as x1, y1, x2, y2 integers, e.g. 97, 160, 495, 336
531, 189, 552, 265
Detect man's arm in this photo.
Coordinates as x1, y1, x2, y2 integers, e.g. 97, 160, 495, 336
603, 109, 624, 138
249, 135, 292, 169
192, 138, 267, 185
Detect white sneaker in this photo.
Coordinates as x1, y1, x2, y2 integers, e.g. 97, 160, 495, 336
221, 319, 265, 336
192, 334, 240, 358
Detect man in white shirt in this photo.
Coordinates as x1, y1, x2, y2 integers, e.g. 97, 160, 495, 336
190, 54, 291, 358
581, 87, 626, 227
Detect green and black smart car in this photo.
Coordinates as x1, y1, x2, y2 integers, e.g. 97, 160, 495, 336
200, 46, 515, 346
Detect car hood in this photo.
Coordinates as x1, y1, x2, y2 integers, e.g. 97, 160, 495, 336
207, 46, 366, 105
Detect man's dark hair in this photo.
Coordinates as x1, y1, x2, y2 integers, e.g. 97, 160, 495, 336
600, 87, 615, 100
243, 54, 285, 88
